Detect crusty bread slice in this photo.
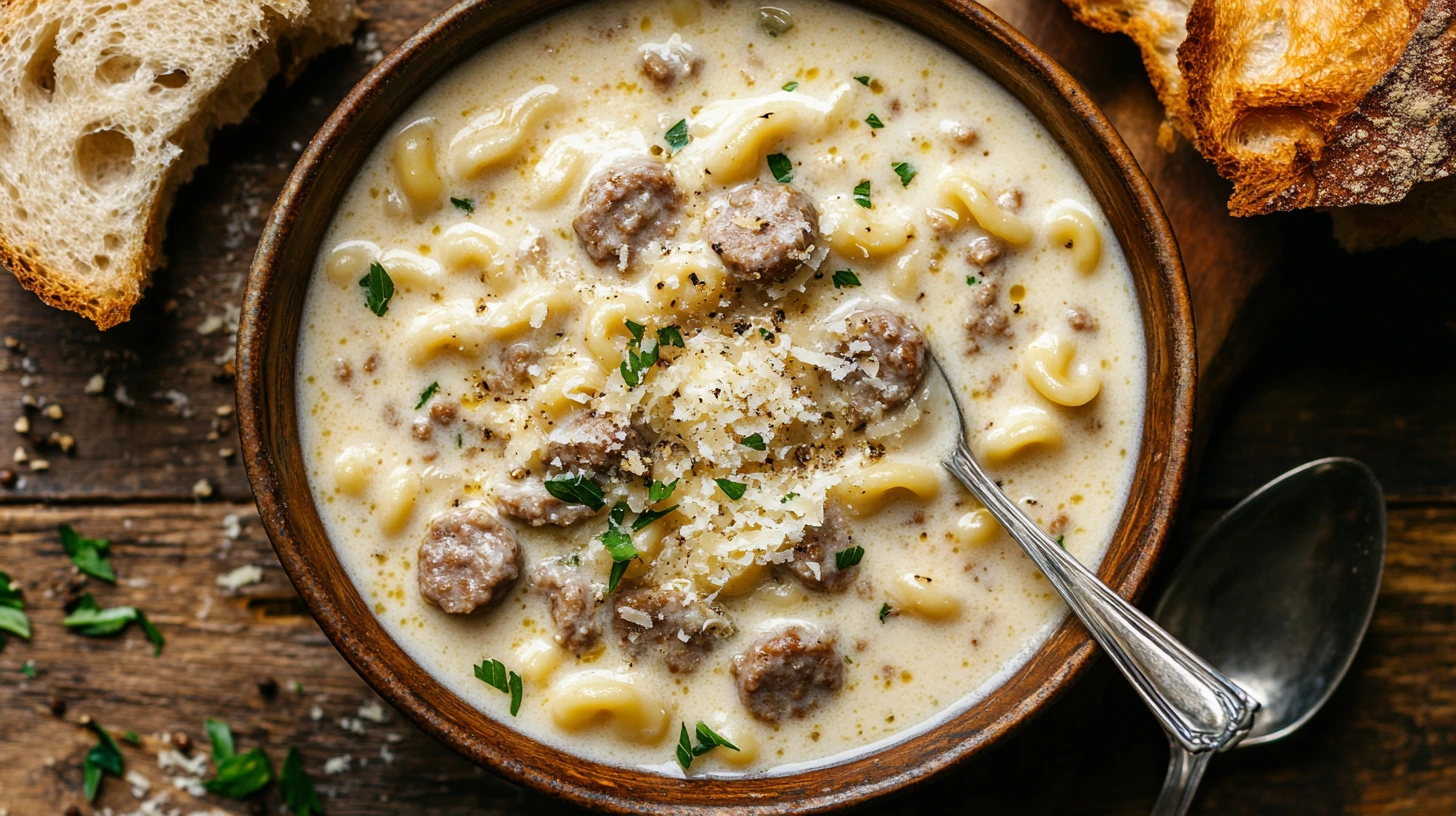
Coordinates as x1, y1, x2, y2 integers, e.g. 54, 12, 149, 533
1061, 0, 1197, 149
0, 0, 358, 329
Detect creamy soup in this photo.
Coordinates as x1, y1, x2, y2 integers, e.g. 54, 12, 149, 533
295, 0, 1145, 775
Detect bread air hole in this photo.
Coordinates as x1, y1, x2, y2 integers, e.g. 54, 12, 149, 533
24, 19, 62, 100
75, 128, 137, 192
153, 68, 189, 89
96, 52, 141, 83
0, 107, 11, 152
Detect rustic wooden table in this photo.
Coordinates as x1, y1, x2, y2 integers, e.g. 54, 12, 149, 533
2, 2, 1454, 814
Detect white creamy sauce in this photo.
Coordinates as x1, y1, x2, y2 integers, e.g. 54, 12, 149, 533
295, 0, 1145, 775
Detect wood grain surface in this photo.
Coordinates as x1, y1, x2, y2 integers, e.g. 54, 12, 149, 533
1, 0, 1453, 814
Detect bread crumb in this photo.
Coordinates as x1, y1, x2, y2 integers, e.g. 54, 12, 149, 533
42, 404, 62, 421
84, 374, 106, 394
12, 447, 27, 464
30, 459, 49, 472
13, 416, 29, 435
192, 479, 213, 499
216, 564, 263, 590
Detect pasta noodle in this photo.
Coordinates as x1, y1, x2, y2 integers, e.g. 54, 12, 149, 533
954, 508, 998, 546
392, 119, 445, 216
377, 466, 418, 535
548, 671, 671, 744
1045, 202, 1102, 274
824, 196, 915, 259
889, 572, 962, 620
482, 284, 577, 339
684, 85, 850, 183
1022, 331, 1102, 407
515, 638, 564, 684
438, 223, 507, 279
325, 240, 380, 287
450, 84, 562, 179
832, 461, 941, 517
377, 249, 442, 293
938, 170, 1034, 245
978, 406, 1064, 465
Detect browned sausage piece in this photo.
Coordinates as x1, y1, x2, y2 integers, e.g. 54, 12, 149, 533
573, 159, 682, 265
417, 506, 521, 614
731, 624, 844, 722
834, 308, 928, 418
705, 181, 819, 284
531, 558, 603, 654
486, 340, 540, 395
495, 478, 598, 527
611, 586, 729, 673
640, 41, 701, 88
544, 413, 647, 475
784, 503, 857, 592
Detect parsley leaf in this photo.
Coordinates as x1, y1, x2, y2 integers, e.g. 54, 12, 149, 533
450, 196, 475, 214
601, 503, 640, 592
657, 326, 685, 348
631, 504, 679, 533
474, 659, 522, 716
767, 152, 793, 183
542, 474, 605, 511
715, 478, 747, 501
855, 75, 871, 86
63, 593, 164, 655
1056, 535, 1066, 549
665, 119, 690, 153
853, 179, 872, 209
835, 546, 865, 570
21, 659, 35, 679
832, 269, 861, 289
281, 746, 324, 816
758, 327, 773, 341
83, 720, 123, 802
781, 492, 799, 503
782, 81, 799, 92
206, 749, 273, 798
865, 113, 885, 129
966, 275, 980, 286
649, 479, 679, 503
619, 319, 661, 387
60, 525, 114, 583
0, 571, 31, 650
892, 161, 917, 187
741, 433, 767, 451
879, 603, 892, 623
359, 262, 395, 317
205, 718, 236, 762
676, 723, 695, 770
695, 721, 740, 753
414, 382, 440, 410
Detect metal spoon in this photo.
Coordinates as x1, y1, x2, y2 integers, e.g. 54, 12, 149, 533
1148, 457, 1386, 815
931, 359, 1259, 760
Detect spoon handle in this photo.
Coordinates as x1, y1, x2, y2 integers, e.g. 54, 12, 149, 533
1151, 738, 1213, 816
945, 442, 1258, 753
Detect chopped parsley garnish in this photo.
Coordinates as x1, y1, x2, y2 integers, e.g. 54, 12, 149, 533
966, 275, 980, 286
782, 81, 799, 92
714, 478, 747, 501
203, 720, 273, 798
1056, 535, 1066, 549
892, 161, 917, 187
879, 603, 892, 623
832, 269, 861, 289
649, 478, 679, 503
619, 319, 661, 388
281, 746, 324, 816
758, 327, 773, 341
60, 525, 114, 583
676, 721, 742, 770
543, 474, 606, 512
657, 325, 685, 348
631, 504, 680, 533
865, 113, 885, 129
359, 262, 395, 317
414, 381, 440, 410
21, 659, 35, 679
83, 720, 124, 802
601, 503, 640, 592
474, 658, 524, 716
450, 196, 475, 214
741, 433, 767, 451
0, 570, 31, 650
855, 75, 872, 86
835, 546, 865, 570
665, 119, 690, 153
781, 492, 799, 503
767, 152, 794, 183
853, 179, 872, 209
63, 593, 164, 656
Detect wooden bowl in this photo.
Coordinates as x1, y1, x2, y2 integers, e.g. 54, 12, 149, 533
237, 0, 1195, 811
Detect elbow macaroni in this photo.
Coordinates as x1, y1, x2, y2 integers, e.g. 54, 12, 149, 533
1022, 332, 1102, 407
548, 671, 671, 744
325, 241, 380, 287
392, 119, 445, 216
438, 223, 507, 280
378, 249, 442, 293
1045, 202, 1102, 274
978, 406, 1064, 465
833, 461, 941, 517
938, 170, 1033, 245
824, 196, 915, 259
450, 84, 563, 179
890, 572, 962, 620
377, 466, 419, 535
686, 85, 849, 183
483, 284, 577, 339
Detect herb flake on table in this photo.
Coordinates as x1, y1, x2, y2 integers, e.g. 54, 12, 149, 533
741, 433, 767, 451
204, 724, 274, 800
60, 525, 115, 583
767, 152, 794, 183
893, 161, 917, 187
63, 592, 164, 656
543, 474, 605, 511
0, 570, 31, 650
865, 113, 885, 129
281, 746, 324, 816
414, 381, 440, 410
359, 262, 395, 317
474, 658, 523, 716
832, 269, 861, 289
665, 119, 690, 154
83, 720, 124, 802
21, 659, 35, 678
450, 196, 475, 214
715, 478, 747, 501
836, 546, 865, 570
853, 179, 873, 209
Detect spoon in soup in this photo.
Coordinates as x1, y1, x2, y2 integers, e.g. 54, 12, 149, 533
929, 358, 1259, 762
1148, 457, 1386, 815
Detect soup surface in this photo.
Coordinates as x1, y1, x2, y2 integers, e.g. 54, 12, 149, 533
296, 0, 1145, 775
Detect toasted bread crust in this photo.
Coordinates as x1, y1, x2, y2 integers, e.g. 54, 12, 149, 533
1062, 0, 1198, 142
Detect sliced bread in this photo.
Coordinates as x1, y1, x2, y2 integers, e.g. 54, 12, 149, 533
0, 0, 358, 329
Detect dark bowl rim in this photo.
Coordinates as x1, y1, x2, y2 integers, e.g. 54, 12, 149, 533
237, 0, 1195, 811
